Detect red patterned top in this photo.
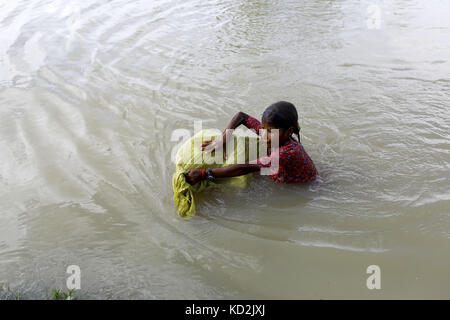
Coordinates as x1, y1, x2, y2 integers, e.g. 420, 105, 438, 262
245, 116, 318, 183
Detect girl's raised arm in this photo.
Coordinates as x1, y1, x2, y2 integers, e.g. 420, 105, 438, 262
225, 111, 250, 131
201, 111, 251, 151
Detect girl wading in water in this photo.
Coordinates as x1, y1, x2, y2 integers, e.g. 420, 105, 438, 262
185, 101, 318, 185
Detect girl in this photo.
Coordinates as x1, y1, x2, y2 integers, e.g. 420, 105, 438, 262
185, 101, 318, 185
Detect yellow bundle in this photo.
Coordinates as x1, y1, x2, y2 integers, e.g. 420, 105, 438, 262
172, 129, 259, 218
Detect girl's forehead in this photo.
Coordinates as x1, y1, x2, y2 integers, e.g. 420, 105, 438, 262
261, 120, 279, 130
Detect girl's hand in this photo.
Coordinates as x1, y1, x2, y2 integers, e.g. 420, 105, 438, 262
200, 112, 248, 157
201, 136, 227, 159
201, 138, 222, 152
201, 139, 213, 150
184, 169, 203, 185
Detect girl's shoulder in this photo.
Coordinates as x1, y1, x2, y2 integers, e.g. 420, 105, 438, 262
277, 140, 301, 162
280, 139, 301, 152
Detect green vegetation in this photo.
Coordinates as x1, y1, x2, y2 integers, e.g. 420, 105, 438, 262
1, 283, 80, 300
47, 288, 78, 300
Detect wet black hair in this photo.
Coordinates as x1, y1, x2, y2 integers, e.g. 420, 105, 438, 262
262, 101, 300, 142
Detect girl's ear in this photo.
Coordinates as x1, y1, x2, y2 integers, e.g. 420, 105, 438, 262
287, 127, 294, 137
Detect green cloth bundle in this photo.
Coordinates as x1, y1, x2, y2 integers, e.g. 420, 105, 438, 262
172, 129, 260, 218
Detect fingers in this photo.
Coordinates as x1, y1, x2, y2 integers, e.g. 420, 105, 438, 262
183, 172, 191, 185
184, 170, 199, 186
202, 142, 217, 152
201, 140, 212, 150
201, 140, 212, 146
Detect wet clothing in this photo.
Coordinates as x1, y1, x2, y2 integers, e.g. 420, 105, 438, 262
245, 116, 318, 183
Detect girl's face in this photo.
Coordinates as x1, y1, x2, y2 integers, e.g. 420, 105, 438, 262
261, 120, 293, 146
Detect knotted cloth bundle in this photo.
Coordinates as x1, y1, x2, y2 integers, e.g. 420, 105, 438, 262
172, 129, 260, 218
